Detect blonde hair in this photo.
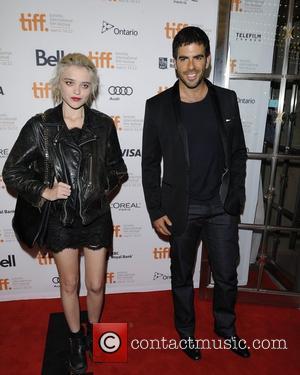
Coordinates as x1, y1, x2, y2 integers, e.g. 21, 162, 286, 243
50, 53, 99, 106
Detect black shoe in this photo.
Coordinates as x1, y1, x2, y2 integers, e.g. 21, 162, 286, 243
180, 337, 201, 360
216, 332, 250, 358
68, 330, 87, 374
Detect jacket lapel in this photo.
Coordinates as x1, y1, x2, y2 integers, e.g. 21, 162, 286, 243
171, 81, 190, 168
206, 80, 229, 168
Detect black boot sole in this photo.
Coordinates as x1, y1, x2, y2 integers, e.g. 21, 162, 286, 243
68, 362, 87, 374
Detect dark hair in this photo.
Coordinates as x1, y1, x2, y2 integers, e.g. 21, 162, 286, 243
172, 26, 211, 59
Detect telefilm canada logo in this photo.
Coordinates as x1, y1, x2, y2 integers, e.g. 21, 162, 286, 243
101, 20, 138, 36
235, 32, 262, 42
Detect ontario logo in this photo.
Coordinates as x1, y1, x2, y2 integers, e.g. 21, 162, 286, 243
101, 20, 138, 36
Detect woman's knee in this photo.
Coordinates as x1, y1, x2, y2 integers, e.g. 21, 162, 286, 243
86, 280, 105, 295
60, 277, 79, 294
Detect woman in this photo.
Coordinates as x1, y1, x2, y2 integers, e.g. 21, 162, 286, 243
3, 53, 127, 374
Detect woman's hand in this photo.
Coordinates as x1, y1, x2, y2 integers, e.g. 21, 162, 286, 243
41, 181, 71, 201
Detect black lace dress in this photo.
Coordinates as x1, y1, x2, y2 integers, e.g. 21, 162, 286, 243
45, 127, 113, 253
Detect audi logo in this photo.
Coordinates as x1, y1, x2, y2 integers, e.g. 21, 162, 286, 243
108, 86, 133, 96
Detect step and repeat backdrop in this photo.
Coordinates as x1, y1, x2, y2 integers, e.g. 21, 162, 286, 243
0, 0, 278, 300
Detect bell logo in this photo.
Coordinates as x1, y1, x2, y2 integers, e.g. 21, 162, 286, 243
111, 115, 122, 130
230, 59, 237, 73
165, 22, 188, 39
87, 51, 114, 68
36, 49, 65, 66
106, 272, 115, 283
32, 82, 51, 98
19, 13, 48, 32
0, 255, 16, 267
0, 86, 4, 95
153, 247, 170, 259
231, 0, 242, 12
0, 278, 11, 291
36, 252, 54, 265
113, 225, 122, 238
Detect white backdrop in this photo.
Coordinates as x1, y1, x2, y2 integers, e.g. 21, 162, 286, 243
0, 0, 219, 300
0, 0, 277, 301
228, 0, 280, 280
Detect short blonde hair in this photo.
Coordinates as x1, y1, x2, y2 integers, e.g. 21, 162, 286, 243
50, 53, 99, 106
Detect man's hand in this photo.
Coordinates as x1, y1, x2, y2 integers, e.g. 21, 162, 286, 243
153, 215, 172, 236
41, 181, 71, 201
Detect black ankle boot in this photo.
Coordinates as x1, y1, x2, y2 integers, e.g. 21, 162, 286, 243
68, 329, 87, 374
86, 322, 93, 358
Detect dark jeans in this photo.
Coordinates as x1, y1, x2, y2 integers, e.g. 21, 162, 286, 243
170, 200, 239, 338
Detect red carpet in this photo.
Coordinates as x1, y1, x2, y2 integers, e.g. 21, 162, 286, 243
0, 290, 299, 374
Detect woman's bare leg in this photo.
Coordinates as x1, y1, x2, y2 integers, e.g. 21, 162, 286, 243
84, 247, 108, 323
53, 248, 81, 332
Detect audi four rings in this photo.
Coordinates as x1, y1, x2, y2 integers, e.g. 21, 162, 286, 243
108, 86, 133, 95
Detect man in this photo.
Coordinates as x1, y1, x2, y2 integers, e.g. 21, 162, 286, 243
142, 26, 249, 360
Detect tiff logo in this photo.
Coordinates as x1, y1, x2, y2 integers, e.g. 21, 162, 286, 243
19, 13, 48, 32
32, 82, 51, 98
87, 51, 114, 68
0, 278, 10, 290
36, 252, 55, 265
111, 115, 122, 130
230, 59, 237, 73
231, 0, 242, 12
158, 86, 168, 94
153, 247, 170, 259
113, 225, 122, 238
164, 22, 188, 39
106, 272, 115, 284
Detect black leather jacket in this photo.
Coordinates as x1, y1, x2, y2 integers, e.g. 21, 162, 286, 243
3, 104, 127, 226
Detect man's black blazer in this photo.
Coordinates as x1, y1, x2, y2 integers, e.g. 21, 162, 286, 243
142, 79, 247, 235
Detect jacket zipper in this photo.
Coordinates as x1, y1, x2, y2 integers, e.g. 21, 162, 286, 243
78, 136, 96, 223
222, 167, 229, 180
88, 155, 93, 187
59, 143, 69, 225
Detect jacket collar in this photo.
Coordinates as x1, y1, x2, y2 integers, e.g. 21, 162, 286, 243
171, 79, 229, 168
43, 103, 97, 147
